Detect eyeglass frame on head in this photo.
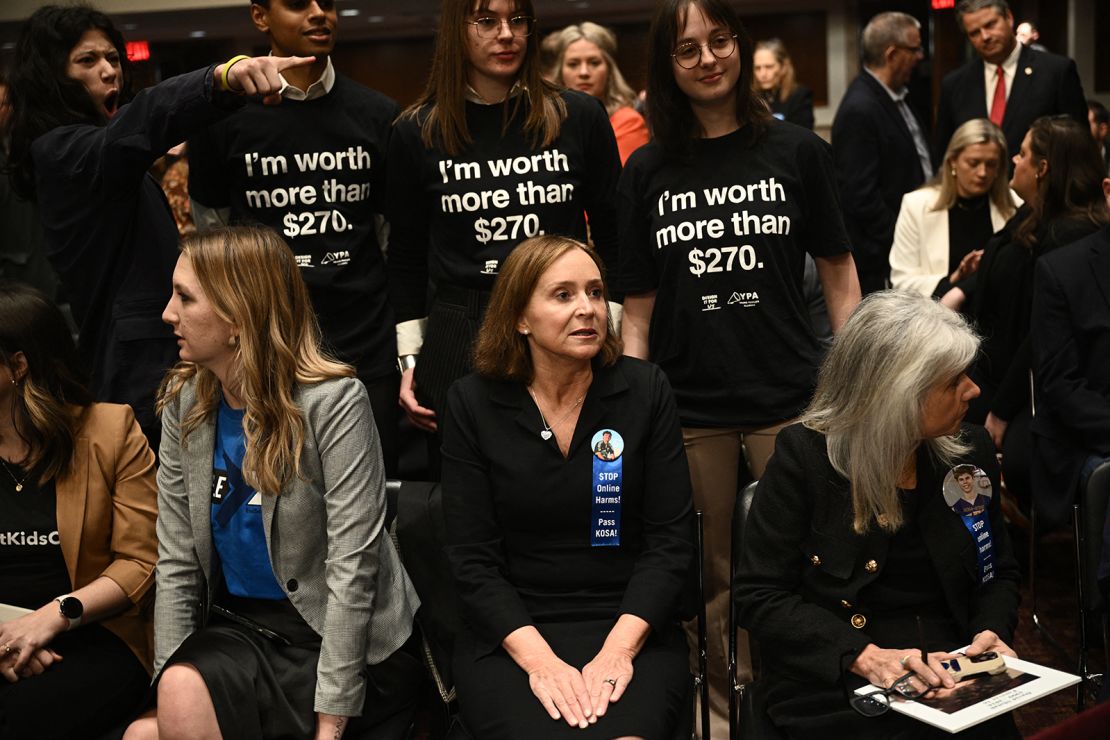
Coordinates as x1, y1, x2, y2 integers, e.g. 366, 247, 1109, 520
466, 15, 535, 38
671, 33, 738, 69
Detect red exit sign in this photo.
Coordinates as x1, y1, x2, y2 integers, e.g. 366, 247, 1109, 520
126, 41, 150, 62
932, 0, 956, 8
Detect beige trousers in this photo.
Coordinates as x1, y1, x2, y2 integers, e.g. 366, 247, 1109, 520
682, 420, 792, 740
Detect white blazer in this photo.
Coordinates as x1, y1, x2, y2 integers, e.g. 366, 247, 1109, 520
889, 185, 1021, 297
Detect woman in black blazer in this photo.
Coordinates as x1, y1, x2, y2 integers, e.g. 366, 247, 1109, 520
442, 235, 695, 738
735, 291, 1021, 739
753, 38, 814, 129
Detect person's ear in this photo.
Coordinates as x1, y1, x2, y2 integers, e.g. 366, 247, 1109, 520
250, 2, 270, 34
517, 316, 531, 336
7, 351, 28, 384
1102, 178, 1110, 208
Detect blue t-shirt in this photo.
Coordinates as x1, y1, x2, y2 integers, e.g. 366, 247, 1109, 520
211, 399, 285, 600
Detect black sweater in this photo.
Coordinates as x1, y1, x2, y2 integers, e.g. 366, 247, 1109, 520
386, 90, 621, 322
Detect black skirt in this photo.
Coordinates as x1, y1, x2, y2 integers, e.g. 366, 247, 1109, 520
159, 597, 423, 740
161, 597, 321, 740
453, 619, 689, 739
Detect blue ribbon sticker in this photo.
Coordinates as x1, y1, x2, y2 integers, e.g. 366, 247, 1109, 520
591, 429, 623, 547
943, 464, 995, 584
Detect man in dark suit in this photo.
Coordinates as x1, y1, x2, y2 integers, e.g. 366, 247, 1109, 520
832, 12, 932, 294
934, 0, 1087, 166
1030, 179, 1110, 532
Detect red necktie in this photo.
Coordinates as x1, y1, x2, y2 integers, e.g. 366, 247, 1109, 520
990, 65, 1006, 126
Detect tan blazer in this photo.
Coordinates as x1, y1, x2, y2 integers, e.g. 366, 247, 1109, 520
55, 403, 158, 672
889, 185, 1020, 297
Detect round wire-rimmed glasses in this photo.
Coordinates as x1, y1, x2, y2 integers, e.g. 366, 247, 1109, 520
671, 34, 738, 69
849, 671, 932, 717
466, 16, 535, 38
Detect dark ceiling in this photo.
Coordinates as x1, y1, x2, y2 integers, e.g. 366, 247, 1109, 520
0, 0, 671, 47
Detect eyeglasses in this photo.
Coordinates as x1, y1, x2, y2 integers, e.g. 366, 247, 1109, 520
671, 34, 738, 69
849, 671, 932, 717
895, 44, 925, 56
467, 15, 535, 38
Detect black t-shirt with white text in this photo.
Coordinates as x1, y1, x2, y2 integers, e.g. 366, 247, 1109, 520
387, 90, 621, 322
0, 474, 71, 609
618, 122, 852, 427
189, 75, 399, 379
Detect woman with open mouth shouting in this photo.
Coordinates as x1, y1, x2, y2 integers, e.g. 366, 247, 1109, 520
3, 4, 313, 456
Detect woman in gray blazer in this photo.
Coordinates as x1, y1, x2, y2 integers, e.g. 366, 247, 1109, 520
125, 226, 420, 740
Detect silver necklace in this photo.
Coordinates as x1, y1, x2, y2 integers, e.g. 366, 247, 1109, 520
0, 457, 28, 493
527, 387, 584, 441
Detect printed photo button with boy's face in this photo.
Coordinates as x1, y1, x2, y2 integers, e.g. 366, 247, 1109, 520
591, 429, 623, 462
942, 464, 993, 516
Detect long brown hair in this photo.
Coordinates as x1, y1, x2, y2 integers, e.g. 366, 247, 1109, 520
646, 0, 769, 160
472, 235, 621, 382
402, 0, 566, 156
0, 282, 93, 484
156, 227, 353, 496
1014, 115, 1110, 248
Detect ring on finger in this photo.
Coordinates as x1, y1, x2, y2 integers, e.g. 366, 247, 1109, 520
899, 654, 913, 668
604, 678, 617, 687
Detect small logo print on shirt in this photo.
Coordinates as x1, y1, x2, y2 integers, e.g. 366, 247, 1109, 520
701, 294, 721, 311
481, 259, 499, 275
728, 291, 760, 307
320, 250, 351, 266
212, 471, 229, 502
295, 254, 314, 268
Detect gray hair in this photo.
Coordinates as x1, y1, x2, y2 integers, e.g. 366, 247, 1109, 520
801, 291, 980, 534
861, 12, 921, 69
550, 22, 636, 115
931, 117, 1016, 218
956, 0, 1011, 28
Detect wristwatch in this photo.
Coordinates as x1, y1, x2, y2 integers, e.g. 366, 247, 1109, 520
54, 595, 83, 630
397, 354, 417, 373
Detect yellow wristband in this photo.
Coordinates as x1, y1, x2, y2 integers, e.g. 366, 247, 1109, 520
220, 55, 250, 92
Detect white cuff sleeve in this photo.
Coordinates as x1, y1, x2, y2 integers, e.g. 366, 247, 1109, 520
396, 318, 427, 357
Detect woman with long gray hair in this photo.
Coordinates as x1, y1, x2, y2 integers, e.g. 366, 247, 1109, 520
735, 291, 1021, 738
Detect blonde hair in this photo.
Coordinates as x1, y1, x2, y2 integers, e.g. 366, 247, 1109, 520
753, 38, 798, 103
931, 118, 1016, 217
156, 226, 354, 496
550, 22, 636, 116
801, 291, 980, 534
472, 235, 621, 381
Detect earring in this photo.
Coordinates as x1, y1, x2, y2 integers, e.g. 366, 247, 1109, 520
521, 329, 530, 336
951, 168, 957, 177
227, 335, 238, 347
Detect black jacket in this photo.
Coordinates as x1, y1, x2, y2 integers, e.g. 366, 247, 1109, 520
831, 73, 928, 276
31, 67, 237, 445
765, 85, 815, 130
934, 44, 1087, 166
1031, 225, 1110, 528
441, 357, 695, 655
735, 423, 1020, 687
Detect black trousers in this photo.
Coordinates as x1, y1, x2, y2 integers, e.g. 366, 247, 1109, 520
360, 370, 401, 479
0, 624, 148, 740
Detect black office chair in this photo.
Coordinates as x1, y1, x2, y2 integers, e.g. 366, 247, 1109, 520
727, 481, 787, 740
1074, 461, 1110, 710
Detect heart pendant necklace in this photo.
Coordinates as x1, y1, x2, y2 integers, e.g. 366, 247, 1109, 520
0, 457, 29, 493
527, 387, 584, 442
